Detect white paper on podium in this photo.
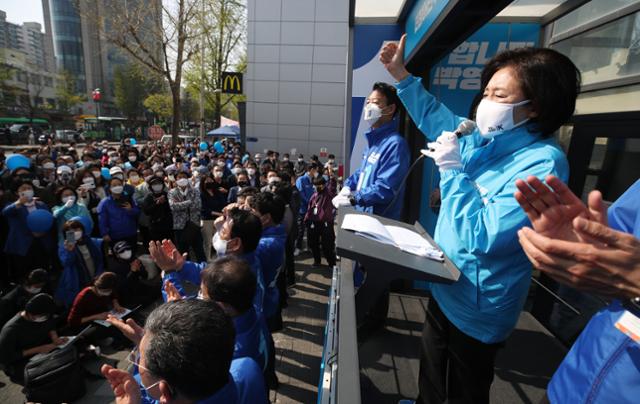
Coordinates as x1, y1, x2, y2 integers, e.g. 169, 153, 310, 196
341, 214, 444, 261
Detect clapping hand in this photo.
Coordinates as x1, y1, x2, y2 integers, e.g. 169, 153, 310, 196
148, 239, 186, 272
101, 365, 142, 404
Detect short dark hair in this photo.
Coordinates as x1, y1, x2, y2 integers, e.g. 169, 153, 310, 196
55, 186, 77, 205
312, 176, 326, 186
481, 47, 581, 136
26, 268, 48, 286
307, 162, 320, 172
372, 82, 400, 116
144, 300, 235, 400
249, 192, 285, 224
201, 256, 256, 313
228, 208, 262, 253
237, 186, 259, 198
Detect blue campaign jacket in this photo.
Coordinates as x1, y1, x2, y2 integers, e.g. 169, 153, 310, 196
344, 119, 410, 220
295, 173, 315, 214
52, 202, 92, 242
255, 224, 286, 319
139, 357, 267, 404
547, 180, 640, 404
2, 201, 55, 256
397, 75, 569, 343
233, 307, 270, 371
55, 237, 104, 307
97, 196, 140, 240
162, 251, 266, 314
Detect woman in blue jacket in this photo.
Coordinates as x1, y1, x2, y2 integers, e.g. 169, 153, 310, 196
380, 37, 580, 403
97, 177, 140, 248
55, 217, 104, 307
2, 181, 55, 282
52, 186, 91, 242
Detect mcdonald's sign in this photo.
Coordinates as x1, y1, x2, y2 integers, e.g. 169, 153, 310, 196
222, 72, 243, 94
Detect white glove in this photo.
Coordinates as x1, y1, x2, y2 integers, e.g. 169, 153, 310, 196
338, 186, 351, 197
332, 194, 352, 209
421, 131, 462, 171
64, 199, 75, 208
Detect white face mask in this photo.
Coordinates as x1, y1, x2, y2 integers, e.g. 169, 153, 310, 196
20, 189, 34, 201
247, 168, 256, 176
25, 286, 42, 294
217, 161, 225, 167
363, 103, 387, 124
213, 171, 223, 179
83, 177, 95, 186
92, 171, 101, 178
110, 185, 124, 194
118, 250, 132, 260
231, 167, 242, 175
212, 232, 227, 256
475, 98, 531, 139
74, 230, 83, 241
151, 184, 164, 193
62, 196, 76, 204
268, 176, 281, 184
177, 178, 189, 187
128, 155, 137, 162
31, 315, 49, 323
129, 175, 140, 183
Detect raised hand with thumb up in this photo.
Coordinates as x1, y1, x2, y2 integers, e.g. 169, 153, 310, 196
379, 34, 410, 82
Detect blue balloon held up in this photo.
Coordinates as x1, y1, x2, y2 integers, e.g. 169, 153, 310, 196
6, 154, 30, 171
130, 138, 137, 145
213, 141, 224, 153
199, 142, 208, 151
101, 167, 111, 180
27, 209, 54, 233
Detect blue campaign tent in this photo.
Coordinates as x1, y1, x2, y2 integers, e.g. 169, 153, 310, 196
207, 125, 240, 137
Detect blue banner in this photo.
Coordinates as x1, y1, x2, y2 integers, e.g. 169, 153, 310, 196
404, 0, 450, 60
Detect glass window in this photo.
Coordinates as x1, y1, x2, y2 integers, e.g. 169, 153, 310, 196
552, 11, 640, 86
553, 0, 638, 36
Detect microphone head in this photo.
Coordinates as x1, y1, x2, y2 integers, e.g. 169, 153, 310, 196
455, 120, 476, 137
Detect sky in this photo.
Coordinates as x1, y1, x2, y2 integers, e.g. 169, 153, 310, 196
0, 0, 45, 27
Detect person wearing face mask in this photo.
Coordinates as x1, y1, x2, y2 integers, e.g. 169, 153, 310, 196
280, 153, 294, 172
77, 169, 103, 236
56, 218, 104, 307
0, 268, 49, 327
381, 37, 579, 403
127, 150, 140, 169
168, 171, 206, 263
67, 272, 125, 334
294, 162, 321, 254
227, 170, 249, 205
260, 170, 281, 193
97, 177, 140, 247
338, 82, 409, 220
200, 175, 225, 261
141, 177, 174, 244
52, 186, 91, 242
100, 299, 267, 404
0, 293, 63, 385
55, 164, 75, 188
245, 162, 259, 187
109, 166, 136, 197
294, 154, 307, 177
303, 176, 337, 268
3, 181, 55, 283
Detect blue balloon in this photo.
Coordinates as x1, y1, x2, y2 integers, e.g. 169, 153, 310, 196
27, 209, 54, 233
213, 141, 224, 153
101, 167, 111, 180
130, 138, 137, 145
6, 154, 30, 171
124, 162, 133, 170
70, 215, 93, 234
199, 142, 208, 151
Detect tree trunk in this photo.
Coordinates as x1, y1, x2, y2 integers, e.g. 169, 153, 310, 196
215, 90, 221, 129
171, 84, 181, 147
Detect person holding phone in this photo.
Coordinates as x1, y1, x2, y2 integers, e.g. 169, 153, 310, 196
52, 186, 91, 242
97, 177, 140, 247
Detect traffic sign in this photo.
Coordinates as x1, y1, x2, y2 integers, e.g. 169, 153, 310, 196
148, 125, 165, 140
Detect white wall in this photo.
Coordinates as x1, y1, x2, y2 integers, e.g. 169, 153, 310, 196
246, 0, 349, 163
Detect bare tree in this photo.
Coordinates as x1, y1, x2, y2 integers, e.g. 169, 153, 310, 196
77, 0, 199, 145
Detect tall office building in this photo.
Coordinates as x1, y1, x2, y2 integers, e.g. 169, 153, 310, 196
246, 0, 349, 162
0, 11, 54, 72
42, 0, 162, 115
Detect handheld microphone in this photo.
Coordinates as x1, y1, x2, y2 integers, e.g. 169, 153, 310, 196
381, 120, 475, 217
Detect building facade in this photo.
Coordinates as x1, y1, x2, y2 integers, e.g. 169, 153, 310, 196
246, 0, 350, 162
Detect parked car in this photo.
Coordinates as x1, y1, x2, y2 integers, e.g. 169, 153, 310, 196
160, 134, 196, 144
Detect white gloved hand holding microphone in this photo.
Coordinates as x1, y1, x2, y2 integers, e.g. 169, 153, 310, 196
421, 131, 462, 172
332, 186, 353, 208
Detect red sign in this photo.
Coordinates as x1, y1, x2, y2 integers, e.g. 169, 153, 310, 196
148, 125, 165, 140
319, 147, 328, 158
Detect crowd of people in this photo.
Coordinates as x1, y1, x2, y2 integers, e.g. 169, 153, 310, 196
0, 136, 341, 402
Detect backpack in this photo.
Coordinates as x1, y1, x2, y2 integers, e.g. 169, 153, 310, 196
23, 345, 86, 403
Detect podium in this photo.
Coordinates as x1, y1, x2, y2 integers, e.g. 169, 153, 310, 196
335, 208, 460, 324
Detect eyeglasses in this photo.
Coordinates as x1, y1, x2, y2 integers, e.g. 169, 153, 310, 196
126, 348, 171, 394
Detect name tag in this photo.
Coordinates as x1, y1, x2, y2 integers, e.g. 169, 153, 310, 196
367, 152, 380, 164
615, 310, 640, 344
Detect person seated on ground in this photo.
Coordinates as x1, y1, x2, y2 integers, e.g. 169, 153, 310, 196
101, 299, 267, 404
0, 293, 65, 384
56, 217, 104, 307
165, 256, 270, 372
52, 185, 91, 242
514, 175, 640, 404
0, 268, 48, 327
151, 208, 265, 313
107, 241, 158, 308
248, 192, 287, 331
66, 272, 125, 330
